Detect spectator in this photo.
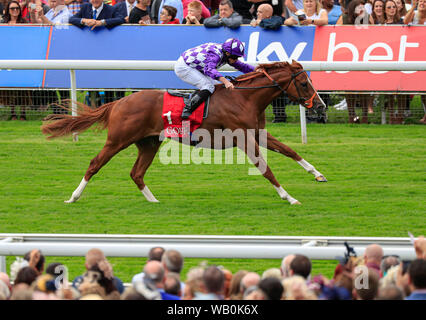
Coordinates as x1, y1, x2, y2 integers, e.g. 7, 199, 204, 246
183, 267, 204, 300
114, 0, 137, 22
354, 268, 380, 300
128, 0, 152, 24
66, 0, 89, 16
414, 236, 426, 259
143, 260, 181, 300
182, 0, 205, 24
161, 249, 185, 295
404, 0, 426, 24
262, 268, 282, 280
380, 264, 400, 288
337, 0, 369, 24
286, 0, 304, 13
14, 267, 38, 286
243, 285, 266, 299
79, 262, 120, 299
230, 0, 253, 23
320, 0, 341, 24
0, 279, 10, 300
204, 0, 243, 28
381, 255, 401, 277
282, 275, 317, 299
160, 4, 179, 23
258, 277, 284, 300
289, 254, 312, 279
2, 0, 28, 23
182, 0, 211, 19
10, 283, 33, 300
363, 244, 384, 275
281, 254, 295, 278
395, 0, 407, 17
249, 0, 285, 18
240, 272, 261, 296
0, 272, 12, 295
24, 249, 45, 275
72, 248, 125, 294
284, 0, 328, 25
194, 266, 225, 299
34, 0, 71, 25
377, 285, 405, 300
250, 3, 283, 29
164, 272, 181, 296
228, 270, 248, 299
69, 0, 125, 29
384, 0, 403, 23
369, 0, 385, 24
21, 0, 50, 23
158, 0, 183, 22
132, 246, 165, 285
150, 0, 162, 22
405, 259, 426, 300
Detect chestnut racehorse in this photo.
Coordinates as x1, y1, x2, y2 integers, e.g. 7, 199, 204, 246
42, 61, 327, 205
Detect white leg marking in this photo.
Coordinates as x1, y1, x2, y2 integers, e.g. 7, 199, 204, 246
64, 177, 88, 203
274, 185, 301, 205
141, 186, 159, 203
297, 159, 324, 178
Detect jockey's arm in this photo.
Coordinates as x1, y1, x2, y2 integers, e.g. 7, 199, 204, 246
230, 60, 255, 74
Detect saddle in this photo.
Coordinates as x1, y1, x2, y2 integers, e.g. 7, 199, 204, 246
167, 90, 210, 119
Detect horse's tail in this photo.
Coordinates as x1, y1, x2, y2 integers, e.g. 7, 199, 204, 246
41, 100, 115, 139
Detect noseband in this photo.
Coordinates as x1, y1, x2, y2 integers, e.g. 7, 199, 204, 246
234, 68, 316, 108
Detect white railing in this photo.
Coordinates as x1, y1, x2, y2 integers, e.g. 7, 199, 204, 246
1, 60, 425, 143
0, 233, 416, 273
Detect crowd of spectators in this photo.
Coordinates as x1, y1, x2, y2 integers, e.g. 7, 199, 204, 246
0, 236, 425, 300
0, 0, 425, 124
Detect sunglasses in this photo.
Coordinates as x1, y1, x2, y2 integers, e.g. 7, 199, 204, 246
9, 6, 20, 10
229, 54, 239, 60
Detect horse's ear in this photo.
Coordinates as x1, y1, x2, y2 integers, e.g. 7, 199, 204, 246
291, 59, 303, 69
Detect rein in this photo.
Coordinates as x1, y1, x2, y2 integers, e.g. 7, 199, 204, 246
231, 68, 315, 108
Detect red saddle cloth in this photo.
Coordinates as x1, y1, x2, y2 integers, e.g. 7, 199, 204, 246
162, 92, 205, 138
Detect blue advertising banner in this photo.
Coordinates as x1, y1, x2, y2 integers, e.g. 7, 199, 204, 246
0, 25, 51, 87
0, 25, 316, 89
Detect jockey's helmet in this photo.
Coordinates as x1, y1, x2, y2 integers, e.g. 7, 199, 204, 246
222, 38, 245, 58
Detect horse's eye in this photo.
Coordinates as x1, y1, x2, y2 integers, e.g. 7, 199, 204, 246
301, 82, 308, 88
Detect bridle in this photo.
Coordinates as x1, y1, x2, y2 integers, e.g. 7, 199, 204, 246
232, 68, 316, 108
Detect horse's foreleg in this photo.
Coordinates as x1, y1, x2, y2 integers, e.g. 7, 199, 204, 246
266, 132, 327, 182
240, 131, 300, 205
65, 141, 123, 203
131, 137, 162, 203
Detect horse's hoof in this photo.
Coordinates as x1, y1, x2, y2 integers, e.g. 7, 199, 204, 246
315, 175, 327, 182
291, 200, 301, 205
64, 199, 75, 203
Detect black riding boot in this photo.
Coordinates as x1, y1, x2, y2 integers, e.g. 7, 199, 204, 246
181, 89, 211, 120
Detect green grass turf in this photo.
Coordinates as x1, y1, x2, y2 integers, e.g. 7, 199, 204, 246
0, 121, 425, 282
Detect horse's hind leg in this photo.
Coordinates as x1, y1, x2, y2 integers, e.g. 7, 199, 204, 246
65, 141, 125, 203
265, 132, 327, 182
240, 131, 300, 205
130, 136, 162, 203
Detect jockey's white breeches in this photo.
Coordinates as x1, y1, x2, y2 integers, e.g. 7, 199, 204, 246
174, 56, 220, 94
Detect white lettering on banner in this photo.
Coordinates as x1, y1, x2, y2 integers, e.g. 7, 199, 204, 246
327, 32, 420, 74
327, 33, 359, 74
399, 35, 419, 74
364, 43, 393, 74
246, 32, 307, 62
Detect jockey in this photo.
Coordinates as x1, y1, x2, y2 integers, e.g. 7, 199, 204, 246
174, 38, 255, 119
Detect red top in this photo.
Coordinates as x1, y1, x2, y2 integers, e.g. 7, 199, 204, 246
163, 18, 180, 24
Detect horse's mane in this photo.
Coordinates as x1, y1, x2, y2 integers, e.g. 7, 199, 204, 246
233, 61, 300, 85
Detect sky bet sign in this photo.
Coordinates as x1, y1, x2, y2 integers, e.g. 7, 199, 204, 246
0, 25, 424, 91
